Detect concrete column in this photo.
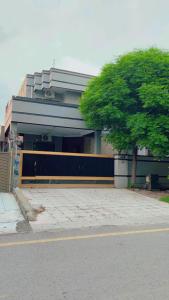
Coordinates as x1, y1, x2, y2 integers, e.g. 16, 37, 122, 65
8, 123, 18, 190
9, 122, 18, 151
94, 130, 101, 154
13, 152, 20, 190
114, 154, 129, 188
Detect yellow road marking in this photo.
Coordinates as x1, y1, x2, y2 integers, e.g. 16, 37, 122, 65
0, 227, 169, 248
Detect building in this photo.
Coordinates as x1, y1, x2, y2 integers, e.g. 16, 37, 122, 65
2, 67, 168, 190
4, 68, 113, 155
0, 126, 5, 151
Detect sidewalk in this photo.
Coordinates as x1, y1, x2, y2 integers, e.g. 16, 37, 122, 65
0, 193, 24, 234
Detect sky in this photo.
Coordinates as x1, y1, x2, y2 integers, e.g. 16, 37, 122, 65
0, 0, 169, 123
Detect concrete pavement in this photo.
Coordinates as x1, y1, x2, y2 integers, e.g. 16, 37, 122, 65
0, 225, 169, 300
0, 193, 24, 234
22, 188, 169, 232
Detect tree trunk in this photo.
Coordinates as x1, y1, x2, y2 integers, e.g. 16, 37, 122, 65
131, 147, 138, 187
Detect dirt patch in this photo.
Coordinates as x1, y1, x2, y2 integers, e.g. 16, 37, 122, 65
33, 205, 46, 216
16, 220, 32, 233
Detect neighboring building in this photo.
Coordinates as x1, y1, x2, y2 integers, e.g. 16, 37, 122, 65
0, 126, 5, 151
4, 68, 113, 154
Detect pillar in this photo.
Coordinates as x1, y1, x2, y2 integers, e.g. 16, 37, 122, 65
114, 154, 129, 188
9, 122, 18, 151
9, 122, 18, 190
94, 130, 101, 154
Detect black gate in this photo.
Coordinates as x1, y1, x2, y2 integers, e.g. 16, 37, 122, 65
19, 151, 114, 188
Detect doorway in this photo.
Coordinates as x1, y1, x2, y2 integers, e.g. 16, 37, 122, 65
33, 141, 55, 151
62, 137, 84, 153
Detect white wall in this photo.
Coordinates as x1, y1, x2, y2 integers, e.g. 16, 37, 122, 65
114, 155, 128, 188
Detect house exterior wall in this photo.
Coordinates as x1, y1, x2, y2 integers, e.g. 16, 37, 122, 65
0, 126, 5, 152
0, 152, 12, 192
128, 156, 169, 188
0, 126, 4, 142
114, 155, 128, 188
23, 133, 113, 155
6, 97, 89, 131
18, 79, 27, 97
114, 155, 169, 189
12, 98, 81, 120
24, 134, 90, 153
84, 135, 95, 153
4, 68, 114, 156
5, 68, 94, 136
101, 137, 113, 154
4, 101, 12, 131
18, 68, 93, 103
64, 91, 81, 105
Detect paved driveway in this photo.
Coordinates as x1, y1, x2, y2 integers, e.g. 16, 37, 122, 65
21, 188, 169, 232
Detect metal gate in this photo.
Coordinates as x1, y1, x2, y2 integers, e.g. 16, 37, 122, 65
0, 152, 12, 192
18, 150, 114, 188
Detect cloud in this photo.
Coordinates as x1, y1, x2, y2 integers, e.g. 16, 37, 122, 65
58, 56, 100, 75
0, 81, 10, 124
1, 0, 169, 124
0, 26, 14, 44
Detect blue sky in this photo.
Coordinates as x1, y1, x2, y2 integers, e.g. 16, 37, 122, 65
0, 0, 169, 123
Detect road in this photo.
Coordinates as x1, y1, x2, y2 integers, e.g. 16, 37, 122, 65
0, 225, 169, 300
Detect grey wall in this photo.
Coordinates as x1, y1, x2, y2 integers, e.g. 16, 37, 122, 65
19, 68, 94, 98
114, 155, 169, 188
0, 126, 4, 141
84, 135, 95, 153
11, 98, 88, 130
13, 99, 81, 119
128, 156, 169, 188
64, 91, 81, 105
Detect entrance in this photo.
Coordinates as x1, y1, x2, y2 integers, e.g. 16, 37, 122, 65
62, 137, 84, 153
18, 150, 114, 188
33, 141, 55, 151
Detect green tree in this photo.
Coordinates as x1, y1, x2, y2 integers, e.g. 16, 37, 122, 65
80, 48, 169, 186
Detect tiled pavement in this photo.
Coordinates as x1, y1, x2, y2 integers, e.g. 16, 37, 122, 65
0, 193, 24, 234
22, 188, 169, 232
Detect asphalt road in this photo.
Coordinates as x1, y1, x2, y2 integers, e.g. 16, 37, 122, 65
0, 225, 169, 300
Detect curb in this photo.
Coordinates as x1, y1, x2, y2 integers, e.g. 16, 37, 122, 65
14, 188, 36, 221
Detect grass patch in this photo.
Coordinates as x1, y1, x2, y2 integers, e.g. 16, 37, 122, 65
160, 196, 169, 203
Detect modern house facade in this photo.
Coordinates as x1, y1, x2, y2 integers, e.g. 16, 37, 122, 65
1, 67, 168, 191
4, 68, 113, 155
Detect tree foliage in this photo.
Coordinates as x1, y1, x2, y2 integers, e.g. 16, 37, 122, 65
80, 48, 169, 157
